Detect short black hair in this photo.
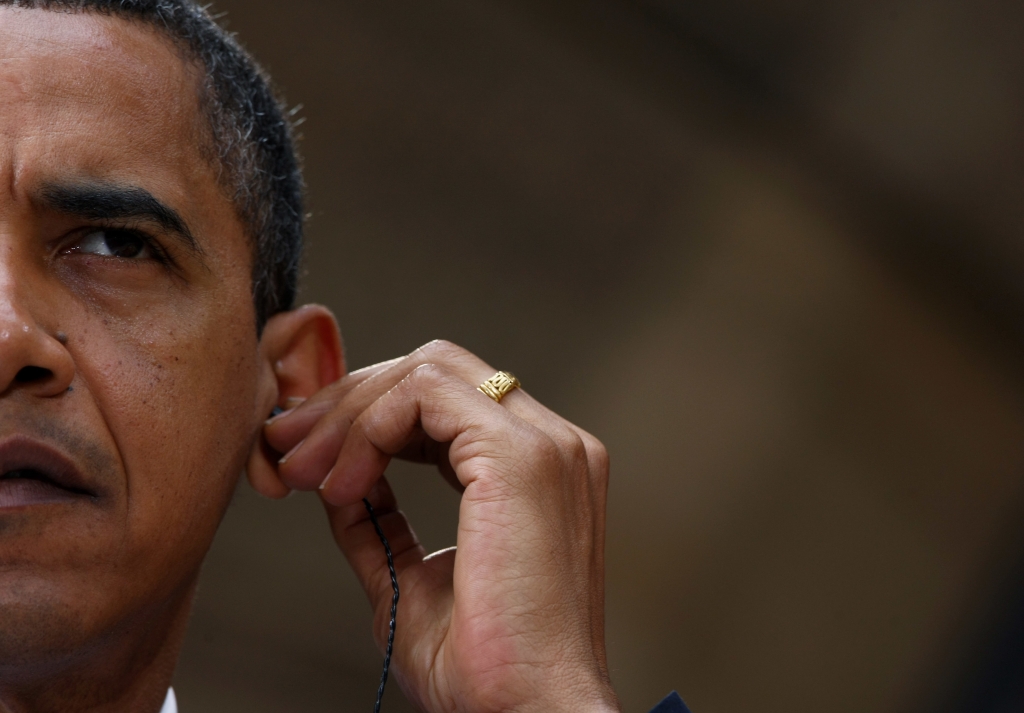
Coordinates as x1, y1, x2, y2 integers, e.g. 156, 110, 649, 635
0, 0, 303, 330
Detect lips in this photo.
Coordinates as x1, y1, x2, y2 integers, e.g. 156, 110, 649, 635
0, 436, 97, 508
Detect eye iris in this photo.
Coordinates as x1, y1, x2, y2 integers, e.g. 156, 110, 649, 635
104, 230, 144, 258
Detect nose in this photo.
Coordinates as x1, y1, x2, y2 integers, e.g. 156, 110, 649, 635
0, 316, 75, 399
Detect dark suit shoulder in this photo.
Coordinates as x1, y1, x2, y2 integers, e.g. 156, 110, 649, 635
649, 691, 691, 713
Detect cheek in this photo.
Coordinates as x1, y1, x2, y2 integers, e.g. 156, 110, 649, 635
73, 302, 261, 550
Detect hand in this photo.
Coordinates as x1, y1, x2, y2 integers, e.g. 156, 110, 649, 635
261, 340, 618, 713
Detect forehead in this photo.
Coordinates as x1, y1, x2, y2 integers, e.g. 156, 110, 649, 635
0, 7, 215, 208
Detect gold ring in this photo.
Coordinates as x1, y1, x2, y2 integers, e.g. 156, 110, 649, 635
478, 371, 521, 403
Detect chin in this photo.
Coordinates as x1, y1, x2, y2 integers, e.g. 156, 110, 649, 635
0, 523, 146, 674
0, 572, 97, 670
0, 563, 194, 689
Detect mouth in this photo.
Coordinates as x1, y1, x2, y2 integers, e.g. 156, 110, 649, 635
0, 438, 97, 508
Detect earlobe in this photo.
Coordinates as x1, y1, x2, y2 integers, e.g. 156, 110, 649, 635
247, 304, 345, 499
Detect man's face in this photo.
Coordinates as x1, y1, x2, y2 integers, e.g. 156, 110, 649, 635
0, 8, 263, 671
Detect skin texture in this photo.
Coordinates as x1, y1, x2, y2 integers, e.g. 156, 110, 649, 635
259, 344, 619, 713
0, 9, 269, 712
0, 7, 618, 713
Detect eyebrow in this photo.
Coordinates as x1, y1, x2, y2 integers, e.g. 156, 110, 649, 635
40, 181, 202, 257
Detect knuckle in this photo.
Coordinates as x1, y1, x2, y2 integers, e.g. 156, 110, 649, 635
414, 339, 465, 363
587, 438, 610, 474
559, 429, 589, 463
572, 428, 609, 474
528, 429, 562, 466
406, 362, 448, 386
591, 453, 610, 488
590, 458, 610, 491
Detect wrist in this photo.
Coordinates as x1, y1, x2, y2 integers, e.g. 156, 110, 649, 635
512, 676, 621, 713
520, 695, 620, 713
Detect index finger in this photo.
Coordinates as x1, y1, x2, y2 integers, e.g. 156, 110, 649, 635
264, 356, 403, 454
265, 340, 495, 455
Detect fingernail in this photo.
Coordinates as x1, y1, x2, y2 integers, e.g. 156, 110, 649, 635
285, 397, 307, 408
278, 439, 305, 465
266, 407, 294, 426
319, 468, 334, 491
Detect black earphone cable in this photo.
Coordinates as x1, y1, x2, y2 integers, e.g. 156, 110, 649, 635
363, 497, 399, 713
270, 407, 398, 711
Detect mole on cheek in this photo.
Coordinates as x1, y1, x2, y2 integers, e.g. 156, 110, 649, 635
56, 332, 69, 345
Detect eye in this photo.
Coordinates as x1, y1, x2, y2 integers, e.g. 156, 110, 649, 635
72, 229, 153, 259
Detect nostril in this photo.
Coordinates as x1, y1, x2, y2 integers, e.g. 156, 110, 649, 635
15, 366, 53, 383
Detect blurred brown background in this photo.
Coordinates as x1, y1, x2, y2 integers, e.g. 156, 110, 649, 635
173, 1, 1024, 711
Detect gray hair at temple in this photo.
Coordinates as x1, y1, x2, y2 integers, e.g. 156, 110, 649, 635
0, 0, 304, 330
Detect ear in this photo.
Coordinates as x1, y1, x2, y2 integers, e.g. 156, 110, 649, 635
246, 304, 345, 499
